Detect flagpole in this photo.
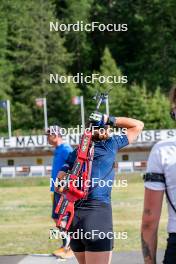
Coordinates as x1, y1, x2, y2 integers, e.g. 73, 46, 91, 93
80, 96, 85, 131
7, 100, 12, 138
106, 95, 110, 116
43, 98, 48, 130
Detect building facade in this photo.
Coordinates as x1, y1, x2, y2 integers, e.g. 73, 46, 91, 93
0, 129, 176, 176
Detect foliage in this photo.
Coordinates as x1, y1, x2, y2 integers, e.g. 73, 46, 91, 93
0, 0, 176, 134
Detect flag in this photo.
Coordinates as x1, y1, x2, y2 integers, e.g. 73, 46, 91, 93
35, 98, 48, 130
72, 96, 81, 105
0, 100, 7, 109
0, 100, 12, 137
35, 98, 44, 107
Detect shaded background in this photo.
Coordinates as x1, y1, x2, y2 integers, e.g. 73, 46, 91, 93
0, 0, 176, 133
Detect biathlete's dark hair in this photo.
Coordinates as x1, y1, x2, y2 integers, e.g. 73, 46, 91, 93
90, 125, 110, 142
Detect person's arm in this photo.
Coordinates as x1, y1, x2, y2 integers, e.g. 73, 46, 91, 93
55, 149, 77, 192
113, 117, 144, 144
89, 112, 144, 144
56, 146, 73, 181
141, 188, 164, 264
141, 143, 165, 264
56, 149, 77, 178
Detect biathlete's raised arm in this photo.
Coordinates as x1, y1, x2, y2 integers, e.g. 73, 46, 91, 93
90, 112, 144, 144
57, 114, 144, 181
106, 115, 144, 144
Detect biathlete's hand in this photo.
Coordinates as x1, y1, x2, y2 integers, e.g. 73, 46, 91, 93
54, 185, 64, 194
54, 179, 64, 194
89, 112, 108, 126
54, 185, 60, 193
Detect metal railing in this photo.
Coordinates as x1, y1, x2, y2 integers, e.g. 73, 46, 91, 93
0, 162, 147, 178
0, 165, 52, 178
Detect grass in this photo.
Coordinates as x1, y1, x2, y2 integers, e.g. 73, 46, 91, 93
0, 174, 168, 255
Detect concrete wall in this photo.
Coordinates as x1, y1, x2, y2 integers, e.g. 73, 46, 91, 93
0, 150, 151, 168
117, 151, 150, 162
0, 155, 52, 167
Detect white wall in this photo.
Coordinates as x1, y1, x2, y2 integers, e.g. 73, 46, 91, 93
0, 156, 52, 167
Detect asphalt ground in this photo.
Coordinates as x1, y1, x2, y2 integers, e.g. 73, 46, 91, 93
0, 250, 164, 264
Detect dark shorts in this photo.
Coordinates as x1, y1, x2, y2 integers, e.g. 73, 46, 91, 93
52, 192, 61, 219
69, 199, 114, 252
163, 233, 176, 264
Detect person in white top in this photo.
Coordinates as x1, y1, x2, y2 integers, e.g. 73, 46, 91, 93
141, 86, 176, 264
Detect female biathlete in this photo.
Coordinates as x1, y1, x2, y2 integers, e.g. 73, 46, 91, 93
53, 113, 144, 264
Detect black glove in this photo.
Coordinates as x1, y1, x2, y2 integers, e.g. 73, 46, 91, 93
89, 112, 105, 127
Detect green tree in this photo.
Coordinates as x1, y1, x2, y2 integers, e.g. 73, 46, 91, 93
123, 85, 175, 129
100, 47, 127, 117
56, 0, 93, 74
0, 1, 13, 132
5, 0, 79, 130
1, 0, 176, 133
89, 0, 176, 91
121, 84, 149, 125
0, 1, 13, 99
85, 47, 128, 117
147, 88, 175, 129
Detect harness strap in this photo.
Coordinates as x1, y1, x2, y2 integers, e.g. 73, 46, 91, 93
143, 172, 165, 183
